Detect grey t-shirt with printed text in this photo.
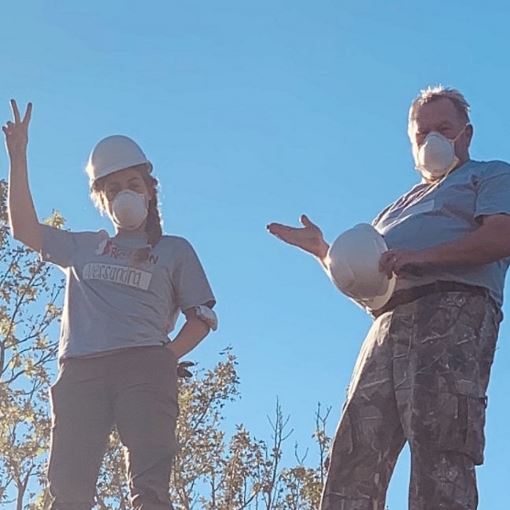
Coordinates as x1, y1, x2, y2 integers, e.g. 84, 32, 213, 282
41, 227, 215, 359
373, 160, 510, 307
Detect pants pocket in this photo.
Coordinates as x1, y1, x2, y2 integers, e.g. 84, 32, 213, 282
435, 390, 486, 465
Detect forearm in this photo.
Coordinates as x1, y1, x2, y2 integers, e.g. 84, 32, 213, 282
8, 152, 41, 248
167, 317, 210, 359
422, 221, 510, 268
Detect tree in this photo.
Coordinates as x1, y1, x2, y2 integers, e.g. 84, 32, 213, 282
90, 351, 331, 510
0, 178, 333, 509
0, 179, 64, 509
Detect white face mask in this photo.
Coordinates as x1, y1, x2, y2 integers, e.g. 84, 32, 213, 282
110, 190, 148, 230
415, 126, 467, 180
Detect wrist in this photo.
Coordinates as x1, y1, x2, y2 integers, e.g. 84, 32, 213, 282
315, 240, 330, 262
165, 341, 181, 359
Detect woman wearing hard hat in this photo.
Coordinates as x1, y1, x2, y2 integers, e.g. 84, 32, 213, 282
3, 100, 217, 510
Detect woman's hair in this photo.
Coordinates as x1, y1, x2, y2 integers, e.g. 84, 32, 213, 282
90, 164, 163, 264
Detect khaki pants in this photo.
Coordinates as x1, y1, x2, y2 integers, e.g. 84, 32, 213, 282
48, 345, 178, 510
320, 291, 501, 510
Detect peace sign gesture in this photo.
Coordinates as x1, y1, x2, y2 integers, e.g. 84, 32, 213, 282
2, 100, 32, 159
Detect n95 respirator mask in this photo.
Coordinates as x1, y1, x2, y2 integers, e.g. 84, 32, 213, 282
110, 190, 148, 230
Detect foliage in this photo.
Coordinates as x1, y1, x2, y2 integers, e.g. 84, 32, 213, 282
90, 353, 331, 510
0, 179, 65, 510
0, 179, 333, 509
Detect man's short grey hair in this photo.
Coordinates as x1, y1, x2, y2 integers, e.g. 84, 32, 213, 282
409, 85, 471, 123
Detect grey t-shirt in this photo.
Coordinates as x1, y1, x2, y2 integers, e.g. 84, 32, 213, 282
373, 160, 510, 307
40, 226, 215, 359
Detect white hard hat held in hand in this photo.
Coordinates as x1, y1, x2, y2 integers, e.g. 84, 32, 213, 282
326, 223, 396, 311
86, 135, 152, 183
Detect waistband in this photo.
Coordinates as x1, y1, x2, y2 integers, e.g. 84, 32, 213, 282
372, 280, 494, 318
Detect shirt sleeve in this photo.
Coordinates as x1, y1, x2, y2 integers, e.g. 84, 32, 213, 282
172, 238, 216, 311
475, 161, 510, 220
40, 224, 108, 268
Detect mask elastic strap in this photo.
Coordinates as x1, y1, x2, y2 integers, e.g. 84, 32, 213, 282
451, 123, 469, 143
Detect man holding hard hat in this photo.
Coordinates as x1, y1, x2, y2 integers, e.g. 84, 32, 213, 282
267, 86, 510, 510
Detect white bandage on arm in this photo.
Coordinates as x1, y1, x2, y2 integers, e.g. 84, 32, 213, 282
193, 305, 218, 331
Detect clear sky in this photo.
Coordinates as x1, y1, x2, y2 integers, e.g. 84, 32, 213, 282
2, 1, 510, 508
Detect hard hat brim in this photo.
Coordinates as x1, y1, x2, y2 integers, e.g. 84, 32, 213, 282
356, 272, 397, 310
89, 161, 153, 184
327, 223, 397, 311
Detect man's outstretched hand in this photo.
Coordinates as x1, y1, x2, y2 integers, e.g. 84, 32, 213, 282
267, 214, 329, 261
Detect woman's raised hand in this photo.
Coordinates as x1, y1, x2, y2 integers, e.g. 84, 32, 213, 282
2, 100, 32, 159
267, 214, 329, 260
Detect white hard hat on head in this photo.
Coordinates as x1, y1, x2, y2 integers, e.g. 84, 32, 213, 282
86, 135, 152, 183
327, 223, 396, 311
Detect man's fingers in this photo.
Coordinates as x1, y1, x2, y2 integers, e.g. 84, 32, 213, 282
266, 222, 280, 234
268, 218, 315, 235
10, 100, 20, 123
22, 102, 32, 125
267, 222, 294, 236
379, 251, 396, 278
300, 214, 316, 229
267, 223, 300, 246
379, 251, 391, 271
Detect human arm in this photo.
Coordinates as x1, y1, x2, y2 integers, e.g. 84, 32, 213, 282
379, 214, 510, 277
266, 214, 330, 267
3, 100, 42, 251
166, 305, 213, 359
168, 238, 217, 359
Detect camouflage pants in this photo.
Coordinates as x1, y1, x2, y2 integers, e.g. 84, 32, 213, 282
320, 291, 501, 510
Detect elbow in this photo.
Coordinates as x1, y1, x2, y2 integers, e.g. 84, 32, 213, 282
185, 305, 218, 331
9, 219, 27, 242
8, 211, 24, 241
8, 220, 42, 252
501, 242, 510, 259
9, 221, 22, 242
7, 205, 41, 241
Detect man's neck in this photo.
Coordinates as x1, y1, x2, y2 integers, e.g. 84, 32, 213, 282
423, 156, 471, 184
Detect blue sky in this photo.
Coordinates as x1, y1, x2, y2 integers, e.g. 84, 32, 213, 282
2, 1, 510, 507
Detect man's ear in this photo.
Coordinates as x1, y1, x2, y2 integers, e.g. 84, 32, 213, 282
466, 123, 474, 145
